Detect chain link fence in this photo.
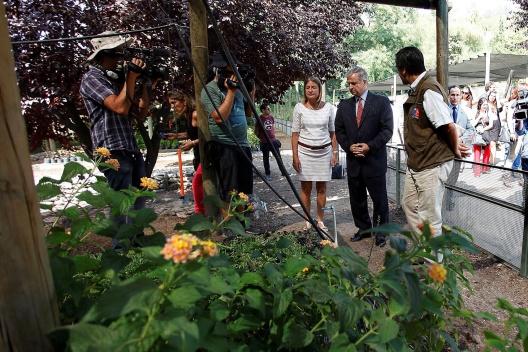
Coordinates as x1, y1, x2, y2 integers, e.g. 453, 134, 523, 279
387, 145, 526, 270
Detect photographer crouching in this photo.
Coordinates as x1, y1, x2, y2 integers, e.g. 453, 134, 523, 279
80, 31, 159, 251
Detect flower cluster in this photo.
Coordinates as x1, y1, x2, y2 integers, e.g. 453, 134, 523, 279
428, 263, 447, 283
140, 177, 159, 190
417, 221, 435, 237
95, 147, 111, 157
238, 192, 249, 202
320, 240, 338, 248
301, 267, 310, 273
160, 233, 218, 264
105, 158, 120, 170
94, 147, 120, 170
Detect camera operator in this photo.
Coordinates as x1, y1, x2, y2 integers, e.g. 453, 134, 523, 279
80, 31, 158, 251
200, 50, 255, 218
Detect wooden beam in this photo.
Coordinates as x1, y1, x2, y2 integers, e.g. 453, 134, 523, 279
359, 0, 436, 10
0, 2, 59, 350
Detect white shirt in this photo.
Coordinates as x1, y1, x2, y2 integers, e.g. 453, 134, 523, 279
410, 72, 452, 129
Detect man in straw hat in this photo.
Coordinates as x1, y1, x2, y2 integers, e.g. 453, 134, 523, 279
80, 31, 158, 251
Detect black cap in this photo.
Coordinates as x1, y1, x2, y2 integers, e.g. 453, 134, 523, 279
210, 50, 242, 68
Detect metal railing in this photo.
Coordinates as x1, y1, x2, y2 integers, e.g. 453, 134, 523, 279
387, 144, 528, 273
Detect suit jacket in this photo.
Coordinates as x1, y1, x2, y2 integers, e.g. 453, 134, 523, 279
450, 103, 475, 143
335, 91, 394, 177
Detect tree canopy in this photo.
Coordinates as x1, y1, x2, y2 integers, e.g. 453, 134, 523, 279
7, 0, 366, 156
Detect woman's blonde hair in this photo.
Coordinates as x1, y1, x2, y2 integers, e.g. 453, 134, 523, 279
302, 76, 323, 104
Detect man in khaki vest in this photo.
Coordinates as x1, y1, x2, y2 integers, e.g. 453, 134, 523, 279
395, 47, 470, 246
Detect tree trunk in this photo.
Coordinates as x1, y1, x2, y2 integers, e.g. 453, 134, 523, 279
0, 3, 59, 351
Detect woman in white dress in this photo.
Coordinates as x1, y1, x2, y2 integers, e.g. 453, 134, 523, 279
291, 77, 338, 231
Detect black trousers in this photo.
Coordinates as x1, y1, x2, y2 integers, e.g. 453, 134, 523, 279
347, 173, 389, 235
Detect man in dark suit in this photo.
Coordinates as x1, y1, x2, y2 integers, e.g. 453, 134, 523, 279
335, 66, 394, 247
445, 85, 475, 210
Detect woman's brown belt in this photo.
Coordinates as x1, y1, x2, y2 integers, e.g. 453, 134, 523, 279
297, 141, 332, 150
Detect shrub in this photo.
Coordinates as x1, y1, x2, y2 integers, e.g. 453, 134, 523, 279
37, 155, 523, 351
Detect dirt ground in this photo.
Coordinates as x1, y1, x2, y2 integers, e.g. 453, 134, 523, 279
34, 130, 528, 351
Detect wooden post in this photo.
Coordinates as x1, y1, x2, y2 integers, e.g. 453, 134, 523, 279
0, 3, 59, 351
436, 0, 449, 89
190, 0, 217, 217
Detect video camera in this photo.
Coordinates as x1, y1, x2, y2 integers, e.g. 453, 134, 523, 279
215, 64, 256, 91
515, 86, 528, 120
123, 47, 171, 81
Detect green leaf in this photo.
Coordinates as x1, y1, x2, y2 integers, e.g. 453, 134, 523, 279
227, 315, 262, 333
283, 257, 310, 276
299, 280, 333, 303
334, 292, 364, 330
37, 183, 62, 202
208, 275, 235, 295
388, 296, 409, 317
37, 176, 60, 185
136, 232, 166, 248
46, 232, 71, 245
333, 246, 369, 276
60, 162, 89, 182
174, 213, 215, 232
157, 316, 200, 351
377, 317, 399, 343
329, 333, 357, 352
98, 250, 132, 278
208, 299, 230, 321
133, 207, 158, 227
186, 263, 212, 286
82, 277, 160, 322
437, 329, 460, 352
64, 323, 123, 351
202, 194, 227, 210
244, 288, 266, 316
140, 246, 164, 261
223, 218, 246, 237
404, 272, 423, 315
273, 288, 293, 319
240, 272, 263, 285
70, 217, 94, 239
276, 237, 292, 249
484, 330, 506, 349
280, 321, 314, 349
72, 255, 100, 273
77, 190, 109, 208
168, 286, 206, 308
389, 236, 408, 252
61, 206, 80, 220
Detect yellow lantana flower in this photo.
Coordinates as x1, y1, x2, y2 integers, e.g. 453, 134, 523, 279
95, 147, 111, 157
106, 158, 120, 170
238, 192, 249, 202
320, 240, 337, 248
140, 177, 159, 190
302, 267, 309, 273
160, 233, 218, 264
428, 263, 447, 283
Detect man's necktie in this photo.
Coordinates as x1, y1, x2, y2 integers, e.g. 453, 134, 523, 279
356, 97, 363, 126
452, 106, 458, 124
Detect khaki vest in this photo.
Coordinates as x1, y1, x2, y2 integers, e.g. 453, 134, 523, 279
403, 73, 454, 171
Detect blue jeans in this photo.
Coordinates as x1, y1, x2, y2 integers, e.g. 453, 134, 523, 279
513, 151, 522, 170
105, 150, 147, 249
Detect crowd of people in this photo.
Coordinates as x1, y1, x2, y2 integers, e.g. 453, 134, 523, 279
80, 30, 525, 257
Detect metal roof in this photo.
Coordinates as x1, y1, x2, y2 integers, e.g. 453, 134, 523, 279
369, 53, 528, 92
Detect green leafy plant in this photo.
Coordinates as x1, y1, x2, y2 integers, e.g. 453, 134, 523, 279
38, 155, 528, 351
